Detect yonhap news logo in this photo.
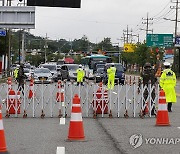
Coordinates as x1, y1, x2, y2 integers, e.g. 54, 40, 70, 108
129, 134, 180, 149
129, 134, 143, 149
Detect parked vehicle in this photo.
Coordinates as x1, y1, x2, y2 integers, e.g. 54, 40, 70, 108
103, 63, 125, 85
32, 68, 53, 84
60, 64, 79, 81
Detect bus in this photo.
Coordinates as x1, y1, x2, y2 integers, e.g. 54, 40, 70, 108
81, 54, 112, 79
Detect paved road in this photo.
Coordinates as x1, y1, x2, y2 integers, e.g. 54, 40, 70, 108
2, 96, 180, 154
1, 77, 180, 154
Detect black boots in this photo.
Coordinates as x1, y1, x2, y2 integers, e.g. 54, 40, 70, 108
167, 103, 172, 112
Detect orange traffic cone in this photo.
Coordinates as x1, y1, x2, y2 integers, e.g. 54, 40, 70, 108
68, 94, 85, 141
7, 77, 12, 91
28, 79, 34, 99
56, 80, 64, 102
156, 89, 170, 126
0, 105, 8, 154
144, 102, 149, 114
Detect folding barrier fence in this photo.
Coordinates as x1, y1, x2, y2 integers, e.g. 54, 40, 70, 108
0, 78, 159, 118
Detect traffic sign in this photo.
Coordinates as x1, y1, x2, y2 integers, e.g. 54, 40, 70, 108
0, 29, 6, 36
146, 34, 173, 47
175, 36, 180, 47
123, 43, 136, 52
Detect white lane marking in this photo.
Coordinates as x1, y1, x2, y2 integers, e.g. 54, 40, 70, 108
59, 118, 65, 125
56, 147, 65, 154
177, 127, 180, 129
113, 92, 117, 94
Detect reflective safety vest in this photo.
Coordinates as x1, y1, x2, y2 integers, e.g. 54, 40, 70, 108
107, 67, 116, 78
14, 68, 19, 79
160, 69, 176, 103
76, 68, 85, 80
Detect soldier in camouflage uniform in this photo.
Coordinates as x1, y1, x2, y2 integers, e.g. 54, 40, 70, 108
140, 62, 157, 116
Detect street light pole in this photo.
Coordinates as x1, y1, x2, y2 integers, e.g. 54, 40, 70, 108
44, 33, 48, 63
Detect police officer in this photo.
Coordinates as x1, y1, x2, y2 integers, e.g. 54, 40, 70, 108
107, 63, 116, 90
14, 65, 19, 82
76, 65, 85, 86
140, 62, 157, 116
160, 62, 176, 112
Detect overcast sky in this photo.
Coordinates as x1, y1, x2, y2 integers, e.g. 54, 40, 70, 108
10, 0, 177, 46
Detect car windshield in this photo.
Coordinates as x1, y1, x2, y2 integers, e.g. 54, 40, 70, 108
34, 68, 50, 73
24, 69, 30, 73
42, 65, 56, 71
24, 64, 31, 69
97, 68, 104, 73
67, 65, 79, 70
115, 64, 124, 72
96, 64, 105, 69
105, 64, 124, 72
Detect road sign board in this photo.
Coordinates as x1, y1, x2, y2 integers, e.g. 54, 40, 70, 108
175, 36, 180, 47
0, 30, 6, 36
146, 34, 173, 47
123, 43, 136, 52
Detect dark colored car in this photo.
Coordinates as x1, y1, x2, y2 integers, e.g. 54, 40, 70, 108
94, 68, 105, 83
93, 62, 106, 73
103, 63, 125, 85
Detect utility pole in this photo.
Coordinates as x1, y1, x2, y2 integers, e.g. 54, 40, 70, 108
131, 34, 140, 44
170, 0, 180, 76
44, 33, 47, 63
123, 25, 132, 43
141, 13, 153, 38
7, 0, 12, 76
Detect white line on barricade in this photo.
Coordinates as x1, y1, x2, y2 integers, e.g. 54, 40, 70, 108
59, 118, 65, 125
56, 147, 65, 154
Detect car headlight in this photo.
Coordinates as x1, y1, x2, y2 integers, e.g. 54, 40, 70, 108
69, 72, 75, 77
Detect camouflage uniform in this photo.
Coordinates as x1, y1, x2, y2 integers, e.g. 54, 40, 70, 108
140, 63, 157, 115
17, 64, 25, 94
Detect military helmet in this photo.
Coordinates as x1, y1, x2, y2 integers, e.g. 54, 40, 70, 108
144, 62, 151, 68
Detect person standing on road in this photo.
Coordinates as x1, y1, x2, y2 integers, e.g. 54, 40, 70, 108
76, 65, 85, 86
107, 63, 116, 90
14, 65, 19, 82
160, 62, 176, 112
17, 63, 25, 95
140, 62, 157, 116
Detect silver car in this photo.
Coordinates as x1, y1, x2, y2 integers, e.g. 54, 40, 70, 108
60, 64, 79, 81
32, 68, 53, 84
